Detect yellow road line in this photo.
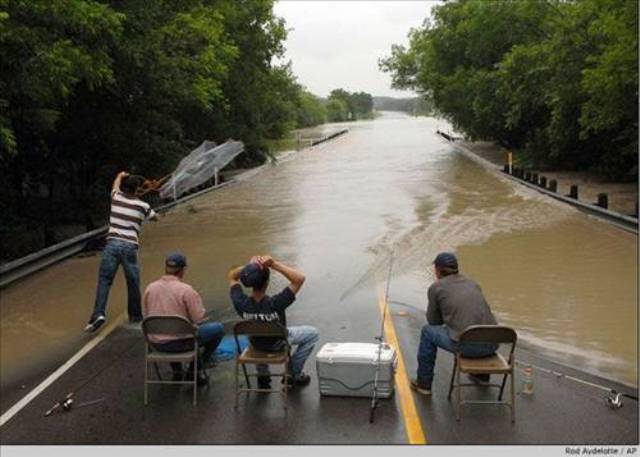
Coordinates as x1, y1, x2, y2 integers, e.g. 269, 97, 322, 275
377, 287, 427, 445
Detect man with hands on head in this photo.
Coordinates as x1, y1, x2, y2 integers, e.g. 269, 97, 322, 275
228, 255, 319, 389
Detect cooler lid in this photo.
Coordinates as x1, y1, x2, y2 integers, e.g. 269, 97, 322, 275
316, 342, 396, 364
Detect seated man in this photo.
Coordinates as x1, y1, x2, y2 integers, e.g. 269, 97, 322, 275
143, 252, 224, 386
411, 252, 498, 395
228, 255, 319, 389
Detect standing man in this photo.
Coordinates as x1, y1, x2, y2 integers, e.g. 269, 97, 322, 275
143, 252, 224, 385
411, 252, 498, 395
228, 256, 319, 389
85, 171, 158, 332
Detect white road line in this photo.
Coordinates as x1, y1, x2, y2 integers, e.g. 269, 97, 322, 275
0, 314, 125, 427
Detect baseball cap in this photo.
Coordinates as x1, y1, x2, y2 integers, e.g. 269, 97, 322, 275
433, 252, 458, 270
166, 252, 187, 269
240, 263, 269, 288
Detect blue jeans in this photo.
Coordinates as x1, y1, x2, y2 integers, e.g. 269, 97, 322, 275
152, 321, 225, 372
257, 325, 320, 379
417, 324, 498, 388
91, 239, 142, 321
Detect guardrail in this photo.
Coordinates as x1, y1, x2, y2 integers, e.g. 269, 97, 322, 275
311, 128, 349, 146
0, 129, 352, 289
0, 181, 231, 289
437, 132, 639, 234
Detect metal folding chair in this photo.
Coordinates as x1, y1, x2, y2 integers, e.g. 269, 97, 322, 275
142, 315, 199, 406
447, 325, 518, 422
233, 321, 290, 411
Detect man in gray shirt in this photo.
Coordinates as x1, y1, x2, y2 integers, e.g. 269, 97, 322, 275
411, 252, 498, 395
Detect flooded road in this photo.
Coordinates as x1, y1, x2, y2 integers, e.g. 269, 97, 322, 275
1, 111, 637, 406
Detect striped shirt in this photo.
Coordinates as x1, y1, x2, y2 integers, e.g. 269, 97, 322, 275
107, 190, 156, 245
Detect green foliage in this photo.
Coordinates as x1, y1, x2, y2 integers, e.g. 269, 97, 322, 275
326, 98, 349, 122
380, 0, 638, 180
373, 96, 434, 116
327, 88, 374, 121
0, 0, 326, 260
296, 91, 327, 128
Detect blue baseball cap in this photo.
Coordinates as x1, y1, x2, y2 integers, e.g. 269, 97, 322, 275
433, 252, 458, 270
240, 263, 269, 288
166, 252, 187, 269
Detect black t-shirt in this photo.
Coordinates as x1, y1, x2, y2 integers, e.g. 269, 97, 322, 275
230, 284, 296, 351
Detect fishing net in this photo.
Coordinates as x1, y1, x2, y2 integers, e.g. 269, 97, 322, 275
159, 140, 244, 200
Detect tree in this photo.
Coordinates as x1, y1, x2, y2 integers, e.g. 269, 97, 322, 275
296, 91, 327, 128
326, 98, 349, 122
380, 0, 638, 179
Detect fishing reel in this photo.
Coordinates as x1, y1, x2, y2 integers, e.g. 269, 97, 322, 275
62, 398, 74, 411
606, 391, 623, 409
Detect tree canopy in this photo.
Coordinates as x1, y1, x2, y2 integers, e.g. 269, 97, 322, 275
0, 0, 326, 260
380, 0, 638, 180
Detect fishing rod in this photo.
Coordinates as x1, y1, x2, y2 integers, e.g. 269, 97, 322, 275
369, 252, 395, 424
513, 360, 638, 408
44, 315, 240, 416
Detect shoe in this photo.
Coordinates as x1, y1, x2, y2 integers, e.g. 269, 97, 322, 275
283, 373, 311, 388
122, 320, 142, 331
85, 315, 106, 333
257, 376, 272, 389
185, 370, 209, 387
468, 373, 490, 384
410, 378, 432, 396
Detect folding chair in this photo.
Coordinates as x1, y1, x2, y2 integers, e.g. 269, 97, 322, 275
142, 315, 199, 406
447, 325, 517, 422
233, 321, 290, 411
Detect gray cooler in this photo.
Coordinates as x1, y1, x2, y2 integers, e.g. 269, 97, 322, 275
316, 342, 397, 398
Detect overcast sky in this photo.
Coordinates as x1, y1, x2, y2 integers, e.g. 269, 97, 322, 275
273, 1, 436, 98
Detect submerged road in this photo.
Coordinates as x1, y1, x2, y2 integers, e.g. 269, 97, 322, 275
0, 111, 637, 443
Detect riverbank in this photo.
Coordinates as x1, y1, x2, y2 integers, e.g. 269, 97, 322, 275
460, 140, 638, 216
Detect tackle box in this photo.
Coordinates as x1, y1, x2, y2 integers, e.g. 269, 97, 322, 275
316, 342, 397, 398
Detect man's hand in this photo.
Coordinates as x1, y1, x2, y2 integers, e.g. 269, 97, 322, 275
112, 171, 129, 194
228, 265, 243, 287
257, 255, 274, 268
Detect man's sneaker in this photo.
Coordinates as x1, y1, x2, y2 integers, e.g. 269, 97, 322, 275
257, 376, 272, 389
84, 315, 106, 333
410, 378, 432, 396
468, 373, 490, 384
284, 373, 311, 388
122, 320, 142, 331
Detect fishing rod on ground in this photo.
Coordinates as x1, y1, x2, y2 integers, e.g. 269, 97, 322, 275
44, 316, 239, 417
381, 296, 639, 410
513, 360, 638, 409
369, 251, 394, 424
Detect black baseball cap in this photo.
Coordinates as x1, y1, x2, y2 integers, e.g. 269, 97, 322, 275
240, 263, 269, 288
166, 252, 187, 269
433, 252, 458, 270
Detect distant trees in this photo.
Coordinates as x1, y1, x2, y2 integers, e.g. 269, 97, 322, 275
296, 91, 327, 128
327, 89, 374, 121
380, 0, 638, 180
373, 97, 433, 116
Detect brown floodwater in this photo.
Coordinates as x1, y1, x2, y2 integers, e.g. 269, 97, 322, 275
1, 111, 637, 400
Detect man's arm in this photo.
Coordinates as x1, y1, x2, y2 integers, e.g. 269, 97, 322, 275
261, 256, 305, 295
147, 208, 159, 222
227, 265, 243, 287
426, 283, 443, 325
184, 287, 206, 323
112, 171, 128, 195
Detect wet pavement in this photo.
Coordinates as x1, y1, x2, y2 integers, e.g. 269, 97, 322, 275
1, 112, 637, 444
